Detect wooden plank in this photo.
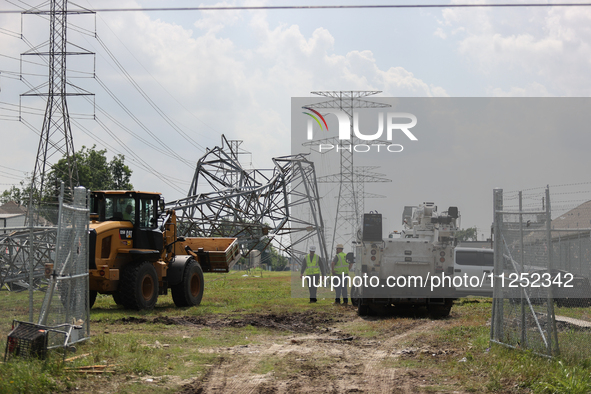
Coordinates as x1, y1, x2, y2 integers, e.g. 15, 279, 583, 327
64, 353, 90, 362
555, 315, 591, 328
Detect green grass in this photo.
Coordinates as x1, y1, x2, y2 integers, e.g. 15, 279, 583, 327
1, 272, 591, 393
0, 357, 71, 394
379, 298, 591, 393
0, 271, 319, 393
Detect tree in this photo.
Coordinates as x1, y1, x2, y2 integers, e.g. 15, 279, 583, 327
1, 185, 25, 205
0, 174, 36, 206
267, 246, 289, 271
110, 154, 133, 190
1, 146, 133, 212
456, 227, 478, 242
46, 145, 133, 196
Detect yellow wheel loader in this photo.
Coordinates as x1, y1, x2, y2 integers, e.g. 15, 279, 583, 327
88, 191, 240, 310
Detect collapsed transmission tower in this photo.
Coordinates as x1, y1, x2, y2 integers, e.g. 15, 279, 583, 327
21, 0, 94, 220
168, 135, 328, 267
304, 91, 391, 250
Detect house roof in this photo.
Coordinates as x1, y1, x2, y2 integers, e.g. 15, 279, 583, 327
551, 200, 591, 230
0, 213, 24, 219
0, 201, 27, 215
0, 201, 53, 226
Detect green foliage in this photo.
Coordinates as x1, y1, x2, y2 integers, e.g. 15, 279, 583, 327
4, 276, 591, 393
456, 227, 478, 242
266, 246, 289, 271
46, 145, 133, 194
0, 184, 28, 205
534, 362, 591, 394
1, 146, 133, 209
0, 358, 68, 393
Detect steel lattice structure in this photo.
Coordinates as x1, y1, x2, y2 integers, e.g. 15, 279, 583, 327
0, 227, 56, 290
317, 165, 390, 234
168, 135, 329, 266
21, 0, 94, 217
304, 91, 391, 251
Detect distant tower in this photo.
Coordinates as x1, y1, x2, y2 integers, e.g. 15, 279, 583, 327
22, 0, 93, 219
304, 91, 391, 250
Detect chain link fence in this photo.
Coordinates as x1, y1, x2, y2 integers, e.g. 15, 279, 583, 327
492, 186, 591, 361
0, 186, 90, 351
38, 186, 90, 347
0, 222, 58, 339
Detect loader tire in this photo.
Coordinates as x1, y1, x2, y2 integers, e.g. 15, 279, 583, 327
120, 262, 159, 310
171, 259, 204, 307
89, 290, 97, 309
112, 291, 123, 306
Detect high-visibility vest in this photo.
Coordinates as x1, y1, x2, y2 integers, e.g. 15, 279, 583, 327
334, 252, 348, 274
305, 254, 320, 275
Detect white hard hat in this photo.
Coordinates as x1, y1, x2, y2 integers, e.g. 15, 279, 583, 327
309, 245, 316, 252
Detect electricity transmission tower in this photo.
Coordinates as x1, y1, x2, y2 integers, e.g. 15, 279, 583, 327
317, 165, 390, 232
21, 0, 93, 220
170, 135, 329, 268
304, 91, 391, 250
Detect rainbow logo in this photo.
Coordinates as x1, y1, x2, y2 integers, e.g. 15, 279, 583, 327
302, 107, 328, 131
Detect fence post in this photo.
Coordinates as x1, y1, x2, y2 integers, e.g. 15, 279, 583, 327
492, 188, 504, 342
545, 186, 559, 356
519, 191, 526, 348
85, 189, 91, 339
28, 221, 34, 322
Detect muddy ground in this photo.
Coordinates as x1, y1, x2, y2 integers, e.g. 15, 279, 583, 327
97, 308, 476, 394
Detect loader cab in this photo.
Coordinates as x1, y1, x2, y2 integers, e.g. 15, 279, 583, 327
90, 191, 163, 251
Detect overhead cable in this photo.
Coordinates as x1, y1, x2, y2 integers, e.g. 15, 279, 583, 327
2, 3, 591, 13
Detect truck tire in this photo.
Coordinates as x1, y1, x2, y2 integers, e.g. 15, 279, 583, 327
358, 301, 371, 316
427, 299, 453, 319
120, 262, 159, 310
171, 259, 204, 307
351, 286, 360, 307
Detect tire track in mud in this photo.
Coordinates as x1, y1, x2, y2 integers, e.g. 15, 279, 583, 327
355, 319, 435, 394
177, 315, 439, 394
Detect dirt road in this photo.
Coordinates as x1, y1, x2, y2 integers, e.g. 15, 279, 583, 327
161, 308, 472, 394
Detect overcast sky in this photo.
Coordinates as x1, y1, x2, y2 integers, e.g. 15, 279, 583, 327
2, 0, 591, 242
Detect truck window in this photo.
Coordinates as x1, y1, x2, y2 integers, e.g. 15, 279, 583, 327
482, 252, 494, 267
104, 198, 114, 220
139, 198, 157, 228
456, 251, 494, 267
121, 198, 135, 223
102, 196, 134, 223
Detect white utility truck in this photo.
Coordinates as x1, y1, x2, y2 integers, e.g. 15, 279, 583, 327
352, 203, 460, 317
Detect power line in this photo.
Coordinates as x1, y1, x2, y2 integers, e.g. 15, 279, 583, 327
93, 75, 193, 168
94, 35, 207, 153
91, 12, 222, 144
2, 3, 591, 13
0, 164, 28, 174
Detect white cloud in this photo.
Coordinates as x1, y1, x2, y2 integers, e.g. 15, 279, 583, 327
0, 1, 452, 200
194, 2, 242, 33
438, 4, 591, 95
490, 82, 552, 97
434, 28, 447, 39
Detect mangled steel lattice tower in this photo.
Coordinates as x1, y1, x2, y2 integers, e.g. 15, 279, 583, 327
168, 135, 328, 265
